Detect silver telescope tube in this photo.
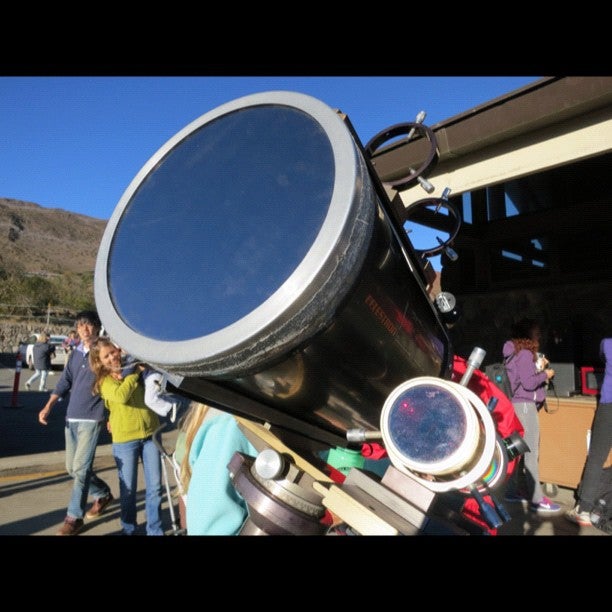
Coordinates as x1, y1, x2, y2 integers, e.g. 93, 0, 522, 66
94, 91, 453, 447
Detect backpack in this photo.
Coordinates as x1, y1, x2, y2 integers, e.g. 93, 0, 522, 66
485, 360, 514, 399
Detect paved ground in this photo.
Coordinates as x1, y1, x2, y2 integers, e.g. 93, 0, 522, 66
0, 360, 183, 536
0, 445, 184, 536
0, 359, 609, 537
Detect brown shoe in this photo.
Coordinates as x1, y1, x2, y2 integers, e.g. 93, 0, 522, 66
56, 517, 84, 536
85, 494, 114, 519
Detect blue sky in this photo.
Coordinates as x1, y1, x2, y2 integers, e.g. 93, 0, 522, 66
0, 76, 539, 222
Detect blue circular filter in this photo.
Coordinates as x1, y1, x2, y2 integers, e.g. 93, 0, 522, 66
95, 91, 372, 375
107, 105, 333, 340
387, 383, 469, 464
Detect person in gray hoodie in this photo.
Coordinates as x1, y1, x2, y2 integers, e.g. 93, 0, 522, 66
502, 318, 559, 514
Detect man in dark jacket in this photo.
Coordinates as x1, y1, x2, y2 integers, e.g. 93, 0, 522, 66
38, 311, 114, 535
25, 332, 55, 391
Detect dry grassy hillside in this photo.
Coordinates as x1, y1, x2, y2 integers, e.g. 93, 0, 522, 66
0, 198, 107, 275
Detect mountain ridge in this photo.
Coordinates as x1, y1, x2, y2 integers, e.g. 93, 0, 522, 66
0, 198, 107, 275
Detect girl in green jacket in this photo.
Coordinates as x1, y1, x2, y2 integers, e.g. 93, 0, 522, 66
89, 337, 163, 535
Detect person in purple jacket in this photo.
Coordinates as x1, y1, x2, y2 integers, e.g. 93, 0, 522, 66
502, 318, 560, 514
565, 336, 612, 532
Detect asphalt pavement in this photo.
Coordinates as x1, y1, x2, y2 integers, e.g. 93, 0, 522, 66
0, 358, 182, 536
0, 358, 609, 538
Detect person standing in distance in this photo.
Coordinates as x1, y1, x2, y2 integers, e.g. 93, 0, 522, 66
565, 336, 612, 532
38, 311, 114, 536
25, 332, 55, 391
502, 317, 560, 514
62, 329, 79, 366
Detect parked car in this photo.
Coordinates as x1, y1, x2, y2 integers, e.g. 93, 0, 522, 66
20, 334, 68, 370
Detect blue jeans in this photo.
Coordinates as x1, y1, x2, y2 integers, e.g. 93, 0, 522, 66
26, 368, 49, 391
65, 420, 112, 520
112, 437, 163, 535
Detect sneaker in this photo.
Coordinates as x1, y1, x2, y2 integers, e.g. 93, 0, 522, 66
530, 497, 562, 514
25, 382, 31, 391
85, 493, 114, 519
56, 517, 84, 536
564, 505, 592, 527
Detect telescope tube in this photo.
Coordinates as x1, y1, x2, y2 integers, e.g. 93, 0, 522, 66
95, 91, 452, 445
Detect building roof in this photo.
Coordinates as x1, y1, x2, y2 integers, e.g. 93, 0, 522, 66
369, 76, 612, 186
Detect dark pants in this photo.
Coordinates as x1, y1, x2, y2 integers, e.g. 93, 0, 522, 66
576, 402, 612, 515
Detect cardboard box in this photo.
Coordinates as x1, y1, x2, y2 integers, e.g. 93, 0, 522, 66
538, 396, 597, 489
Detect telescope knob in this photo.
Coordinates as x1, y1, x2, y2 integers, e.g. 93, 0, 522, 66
254, 448, 286, 480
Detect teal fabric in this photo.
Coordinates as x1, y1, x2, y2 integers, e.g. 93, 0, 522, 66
186, 413, 257, 535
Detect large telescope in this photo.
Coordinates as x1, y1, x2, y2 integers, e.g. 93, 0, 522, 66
95, 91, 452, 450
95, 91, 514, 534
